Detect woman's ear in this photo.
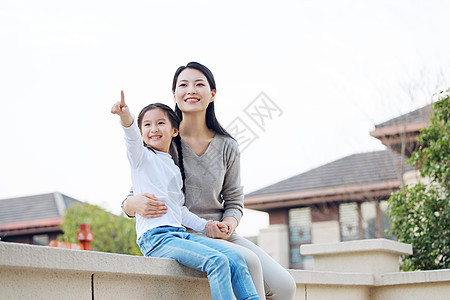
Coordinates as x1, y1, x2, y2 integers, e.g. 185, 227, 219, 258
209, 89, 216, 103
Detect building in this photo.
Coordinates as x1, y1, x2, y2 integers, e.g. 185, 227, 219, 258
0, 192, 81, 246
245, 104, 432, 269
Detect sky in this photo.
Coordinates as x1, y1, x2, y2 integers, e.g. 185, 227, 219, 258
1, 0, 449, 237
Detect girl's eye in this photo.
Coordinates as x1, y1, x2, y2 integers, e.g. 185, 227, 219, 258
144, 123, 151, 127
196, 83, 205, 87
178, 83, 187, 87
158, 121, 164, 125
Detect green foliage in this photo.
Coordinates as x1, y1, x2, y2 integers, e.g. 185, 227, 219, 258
59, 202, 141, 256
387, 183, 449, 270
410, 91, 450, 190
387, 89, 450, 271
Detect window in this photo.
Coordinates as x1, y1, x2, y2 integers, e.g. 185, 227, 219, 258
32, 234, 49, 246
289, 207, 312, 269
380, 200, 394, 239
361, 202, 377, 239
339, 201, 393, 241
339, 203, 359, 241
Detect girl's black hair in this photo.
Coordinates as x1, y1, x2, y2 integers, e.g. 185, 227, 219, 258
137, 103, 186, 193
172, 62, 234, 139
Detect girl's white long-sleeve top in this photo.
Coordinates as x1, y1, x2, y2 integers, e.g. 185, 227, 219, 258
122, 118, 207, 240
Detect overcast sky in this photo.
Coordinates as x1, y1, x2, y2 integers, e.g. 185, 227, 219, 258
1, 0, 449, 236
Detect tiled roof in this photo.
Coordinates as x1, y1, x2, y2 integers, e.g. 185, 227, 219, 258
0, 192, 81, 226
246, 150, 415, 197
375, 104, 432, 128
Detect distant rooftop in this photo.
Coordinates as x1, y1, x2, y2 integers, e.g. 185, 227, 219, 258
0, 192, 81, 226
246, 150, 415, 198
375, 104, 432, 128
370, 104, 433, 157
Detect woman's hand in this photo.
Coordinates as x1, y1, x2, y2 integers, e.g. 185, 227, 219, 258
205, 221, 229, 239
124, 193, 167, 218
221, 216, 238, 239
205, 217, 238, 240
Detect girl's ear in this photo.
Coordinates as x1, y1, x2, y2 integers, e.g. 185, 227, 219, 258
172, 128, 179, 138
209, 89, 216, 103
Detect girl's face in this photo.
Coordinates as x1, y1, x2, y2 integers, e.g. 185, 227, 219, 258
173, 68, 216, 114
140, 108, 179, 153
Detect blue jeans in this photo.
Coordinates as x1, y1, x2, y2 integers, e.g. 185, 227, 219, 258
138, 226, 259, 300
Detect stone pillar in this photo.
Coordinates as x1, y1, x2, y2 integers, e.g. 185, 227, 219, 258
258, 224, 289, 268
300, 238, 412, 274
311, 220, 340, 244
403, 170, 430, 186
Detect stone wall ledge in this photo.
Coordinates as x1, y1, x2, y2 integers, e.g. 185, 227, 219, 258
375, 269, 450, 286
290, 270, 374, 286
1, 241, 377, 286
2, 241, 450, 300
0, 241, 205, 279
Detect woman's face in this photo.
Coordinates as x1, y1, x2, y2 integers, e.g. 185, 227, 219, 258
173, 68, 216, 114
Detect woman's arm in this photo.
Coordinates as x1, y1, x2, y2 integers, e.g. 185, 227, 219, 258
122, 193, 167, 218
221, 139, 245, 223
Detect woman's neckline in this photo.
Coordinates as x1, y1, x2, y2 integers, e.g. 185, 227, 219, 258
181, 134, 217, 158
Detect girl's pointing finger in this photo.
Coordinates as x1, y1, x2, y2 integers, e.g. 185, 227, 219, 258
120, 90, 125, 107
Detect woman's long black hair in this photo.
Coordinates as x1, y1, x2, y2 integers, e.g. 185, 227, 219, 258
137, 103, 186, 193
172, 62, 234, 139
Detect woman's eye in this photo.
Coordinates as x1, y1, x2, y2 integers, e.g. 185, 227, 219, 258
196, 83, 205, 87
178, 83, 187, 87
158, 122, 164, 125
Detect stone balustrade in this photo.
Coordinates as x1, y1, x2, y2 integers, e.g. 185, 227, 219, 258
1, 239, 449, 299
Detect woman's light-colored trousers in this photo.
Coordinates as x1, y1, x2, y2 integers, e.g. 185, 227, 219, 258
194, 232, 297, 300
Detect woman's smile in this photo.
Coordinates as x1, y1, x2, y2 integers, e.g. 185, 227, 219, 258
184, 97, 200, 103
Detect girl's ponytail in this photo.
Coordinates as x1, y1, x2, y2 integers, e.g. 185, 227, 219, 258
174, 135, 186, 194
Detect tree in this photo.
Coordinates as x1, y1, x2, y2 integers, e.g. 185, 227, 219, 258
59, 202, 141, 255
387, 88, 449, 271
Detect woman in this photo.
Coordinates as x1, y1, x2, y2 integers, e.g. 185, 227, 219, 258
122, 62, 296, 300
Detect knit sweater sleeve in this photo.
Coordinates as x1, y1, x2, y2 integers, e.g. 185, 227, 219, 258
221, 138, 244, 223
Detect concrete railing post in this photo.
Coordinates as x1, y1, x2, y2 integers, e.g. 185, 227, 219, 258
300, 238, 413, 274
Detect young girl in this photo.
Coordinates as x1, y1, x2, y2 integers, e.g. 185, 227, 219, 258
111, 91, 259, 300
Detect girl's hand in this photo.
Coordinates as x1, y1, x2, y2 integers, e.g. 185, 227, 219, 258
125, 193, 167, 218
111, 90, 133, 127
